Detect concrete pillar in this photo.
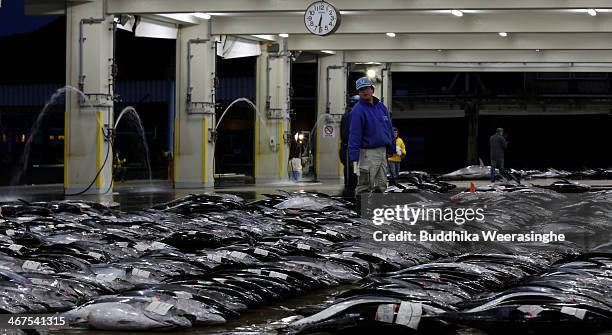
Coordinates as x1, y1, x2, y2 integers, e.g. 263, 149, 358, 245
65, 0, 114, 194
466, 101, 479, 165
381, 63, 392, 115
315, 53, 346, 180
174, 22, 216, 188
254, 40, 291, 183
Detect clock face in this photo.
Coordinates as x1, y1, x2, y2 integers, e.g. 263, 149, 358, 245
304, 1, 341, 36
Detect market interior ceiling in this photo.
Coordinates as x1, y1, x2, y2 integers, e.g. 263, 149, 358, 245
25, 0, 612, 72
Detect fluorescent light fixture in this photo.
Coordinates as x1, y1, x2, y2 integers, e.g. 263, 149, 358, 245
498, 32, 508, 37
366, 69, 376, 78
386, 32, 396, 38
251, 35, 276, 41
321, 50, 335, 54
535, 49, 541, 52
278, 33, 289, 38
193, 12, 211, 20
450, 10, 463, 17
587, 8, 597, 16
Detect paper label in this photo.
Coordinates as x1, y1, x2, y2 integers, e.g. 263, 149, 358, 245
88, 252, 104, 260
145, 301, 173, 316
517, 305, 544, 318
134, 242, 150, 251
254, 248, 269, 256
229, 251, 247, 260
325, 230, 338, 236
374, 304, 396, 323
247, 269, 262, 275
174, 291, 193, 300
150, 242, 166, 250
297, 243, 311, 250
131, 268, 151, 278
95, 273, 117, 282
269, 271, 288, 280
395, 301, 422, 329
560, 306, 586, 320
31, 278, 49, 285
9, 244, 24, 252
22, 260, 41, 271
207, 254, 223, 263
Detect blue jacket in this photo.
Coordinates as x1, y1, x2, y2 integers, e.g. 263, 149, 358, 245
348, 97, 395, 162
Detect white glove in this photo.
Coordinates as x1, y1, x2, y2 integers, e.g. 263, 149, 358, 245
396, 146, 402, 155
353, 162, 360, 176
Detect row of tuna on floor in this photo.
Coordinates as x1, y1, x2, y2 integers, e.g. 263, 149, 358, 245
0, 189, 610, 334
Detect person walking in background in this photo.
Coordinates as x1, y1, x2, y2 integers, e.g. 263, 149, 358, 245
387, 127, 406, 185
289, 153, 302, 182
490, 127, 508, 182
339, 95, 360, 197
349, 77, 395, 196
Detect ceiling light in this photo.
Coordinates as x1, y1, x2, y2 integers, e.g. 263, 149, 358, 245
366, 69, 376, 79
587, 9, 597, 16
450, 10, 464, 17
386, 32, 396, 38
193, 12, 211, 20
535, 49, 541, 52
498, 32, 508, 37
278, 33, 289, 38
321, 50, 335, 54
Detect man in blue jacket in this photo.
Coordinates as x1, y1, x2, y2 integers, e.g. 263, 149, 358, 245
349, 77, 395, 195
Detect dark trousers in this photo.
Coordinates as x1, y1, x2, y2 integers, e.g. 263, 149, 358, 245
340, 146, 358, 198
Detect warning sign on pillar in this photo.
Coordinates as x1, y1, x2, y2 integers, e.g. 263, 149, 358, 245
323, 124, 336, 138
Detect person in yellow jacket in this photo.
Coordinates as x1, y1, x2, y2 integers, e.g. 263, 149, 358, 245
387, 127, 406, 185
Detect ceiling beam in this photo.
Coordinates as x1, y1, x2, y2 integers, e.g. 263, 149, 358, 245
345, 50, 612, 63
287, 33, 612, 51
390, 64, 612, 72
209, 11, 612, 35
106, 0, 612, 14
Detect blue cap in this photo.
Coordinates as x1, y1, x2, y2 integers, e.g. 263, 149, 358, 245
355, 77, 374, 91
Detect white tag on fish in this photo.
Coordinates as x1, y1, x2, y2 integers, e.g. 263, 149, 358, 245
95, 273, 117, 282
375, 304, 396, 323
325, 230, 338, 236
188, 230, 197, 235
269, 271, 288, 280
22, 260, 41, 271
229, 251, 248, 260
303, 229, 313, 233
134, 242, 150, 251
395, 301, 422, 329
560, 306, 586, 320
131, 268, 151, 278
297, 243, 311, 250
31, 278, 49, 285
254, 248, 269, 256
9, 244, 24, 252
150, 241, 167, 250
88, 252, 104, 260
207, 254, 223, 263
174, 291, 193, 300
247, 269, 262, 275
5, 229, 15, 236
517, 305, 544, 318
145, 301, 174, 316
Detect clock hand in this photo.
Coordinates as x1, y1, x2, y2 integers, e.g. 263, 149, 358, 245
318, 15, 322, 28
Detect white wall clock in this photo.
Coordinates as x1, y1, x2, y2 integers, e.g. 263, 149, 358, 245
304, 1, 341, 36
